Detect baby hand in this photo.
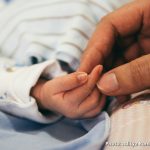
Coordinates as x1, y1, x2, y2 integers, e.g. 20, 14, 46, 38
31, 65, 105, 119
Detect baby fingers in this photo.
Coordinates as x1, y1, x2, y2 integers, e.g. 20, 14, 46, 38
64, 88, 105, 119
63, 65, 103, 104
82, 94, 106, 118
48, 71, 88, 94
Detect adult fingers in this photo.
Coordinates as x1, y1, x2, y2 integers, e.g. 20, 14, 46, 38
78, 0, 145, 73
97, 54, 150, 96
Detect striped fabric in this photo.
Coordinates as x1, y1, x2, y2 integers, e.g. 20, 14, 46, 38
0, 0, 131, 70
0, 0, 111, 69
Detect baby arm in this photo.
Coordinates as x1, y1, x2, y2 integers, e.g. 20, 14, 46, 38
31, 65, 105, 119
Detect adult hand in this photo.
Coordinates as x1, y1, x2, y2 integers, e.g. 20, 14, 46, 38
79, 0, 150, 96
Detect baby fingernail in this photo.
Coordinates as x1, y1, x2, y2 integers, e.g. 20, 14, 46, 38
77, 72, 88, 82
97, 73, 119, 93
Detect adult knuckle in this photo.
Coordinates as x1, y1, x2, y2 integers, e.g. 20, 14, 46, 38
129, 55, 150, 87
129, 60, 143, 87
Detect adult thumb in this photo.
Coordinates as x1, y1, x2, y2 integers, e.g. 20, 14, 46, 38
97, 54, 150, 96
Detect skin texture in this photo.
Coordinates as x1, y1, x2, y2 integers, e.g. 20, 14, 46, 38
31, 65, 106, 119
78, 0, 150, 97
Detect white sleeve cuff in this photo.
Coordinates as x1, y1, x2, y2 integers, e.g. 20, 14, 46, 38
0, 60, 65, 123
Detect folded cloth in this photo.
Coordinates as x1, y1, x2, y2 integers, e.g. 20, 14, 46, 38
0, 59, 67, 123
0, 110, 110, 150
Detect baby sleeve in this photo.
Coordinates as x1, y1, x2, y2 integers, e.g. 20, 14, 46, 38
0, 59, 66, 124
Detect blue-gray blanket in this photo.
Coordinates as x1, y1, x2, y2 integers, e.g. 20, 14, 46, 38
0, 111, 110, 150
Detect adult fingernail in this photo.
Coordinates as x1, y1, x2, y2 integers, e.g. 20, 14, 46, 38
77, 72, 88, 82
97, 73, 119, 93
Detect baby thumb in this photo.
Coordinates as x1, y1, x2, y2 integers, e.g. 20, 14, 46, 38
97, 54, 150, 96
